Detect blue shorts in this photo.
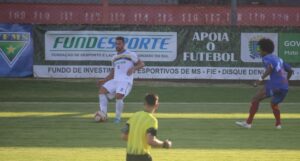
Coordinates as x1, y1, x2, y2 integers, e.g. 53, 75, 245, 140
265, 87, 288, 105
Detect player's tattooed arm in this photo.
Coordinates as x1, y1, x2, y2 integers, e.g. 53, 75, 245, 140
97, 69, 114, 87
104, 69, 114, 81
127, 59, 145, 76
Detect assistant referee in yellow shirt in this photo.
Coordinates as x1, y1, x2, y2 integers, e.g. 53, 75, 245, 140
121, 93, 172, 161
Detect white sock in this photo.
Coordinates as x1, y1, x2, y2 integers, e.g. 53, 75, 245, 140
115, 99, 124, 120
99, 94, 108, 114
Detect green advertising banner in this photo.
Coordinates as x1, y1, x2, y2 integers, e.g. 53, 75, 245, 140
279, 33, 300, 63
33, 25, 300, 80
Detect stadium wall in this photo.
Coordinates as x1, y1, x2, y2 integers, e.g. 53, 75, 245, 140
0, 3, 299, 80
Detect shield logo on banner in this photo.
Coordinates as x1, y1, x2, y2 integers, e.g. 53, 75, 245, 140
241, 33, 278, 62
248, 37, 261, 59
0, 32, 30, 67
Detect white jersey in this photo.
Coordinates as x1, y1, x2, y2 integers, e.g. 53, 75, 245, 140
112, 50, 138, 84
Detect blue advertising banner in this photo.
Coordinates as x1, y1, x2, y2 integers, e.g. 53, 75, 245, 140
0, 24, 33, 77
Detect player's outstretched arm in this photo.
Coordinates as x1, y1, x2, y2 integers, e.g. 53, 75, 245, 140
254, 64, 273, 87
261, 64, 273, 80
147, 133, 172, 149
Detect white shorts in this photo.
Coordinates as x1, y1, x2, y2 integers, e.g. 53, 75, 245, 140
102, 80, 132, 99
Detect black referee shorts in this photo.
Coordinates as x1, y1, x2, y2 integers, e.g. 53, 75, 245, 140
126, 153, 152, 161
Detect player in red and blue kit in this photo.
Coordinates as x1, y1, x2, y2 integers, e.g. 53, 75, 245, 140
236, 38, 293, 129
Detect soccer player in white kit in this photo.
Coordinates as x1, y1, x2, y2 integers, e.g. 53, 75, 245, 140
97, 36, 145, 123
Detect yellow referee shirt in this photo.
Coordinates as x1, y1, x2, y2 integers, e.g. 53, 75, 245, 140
126, 111, 158, 155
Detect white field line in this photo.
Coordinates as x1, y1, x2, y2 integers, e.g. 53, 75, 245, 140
1, 102, 300, 105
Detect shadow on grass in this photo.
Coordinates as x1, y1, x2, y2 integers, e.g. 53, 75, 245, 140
1, 102, 300, 114
0, 114, 299, 150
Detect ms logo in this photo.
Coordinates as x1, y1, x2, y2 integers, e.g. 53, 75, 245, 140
0, 32, 30, 67
241, 33, 277, 63
248, 35, 263, 60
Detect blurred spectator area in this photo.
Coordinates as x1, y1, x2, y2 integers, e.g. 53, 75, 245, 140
0, 0, 299, 5
0, 0, 101, 4
177, 0, 300, 6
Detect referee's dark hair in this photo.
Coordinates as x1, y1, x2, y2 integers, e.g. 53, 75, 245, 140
116, 36, 125, 43
145, 93, 159, 106
258, 38, 274, 54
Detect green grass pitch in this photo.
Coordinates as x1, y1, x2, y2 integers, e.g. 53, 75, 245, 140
0, 79, 300, 161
